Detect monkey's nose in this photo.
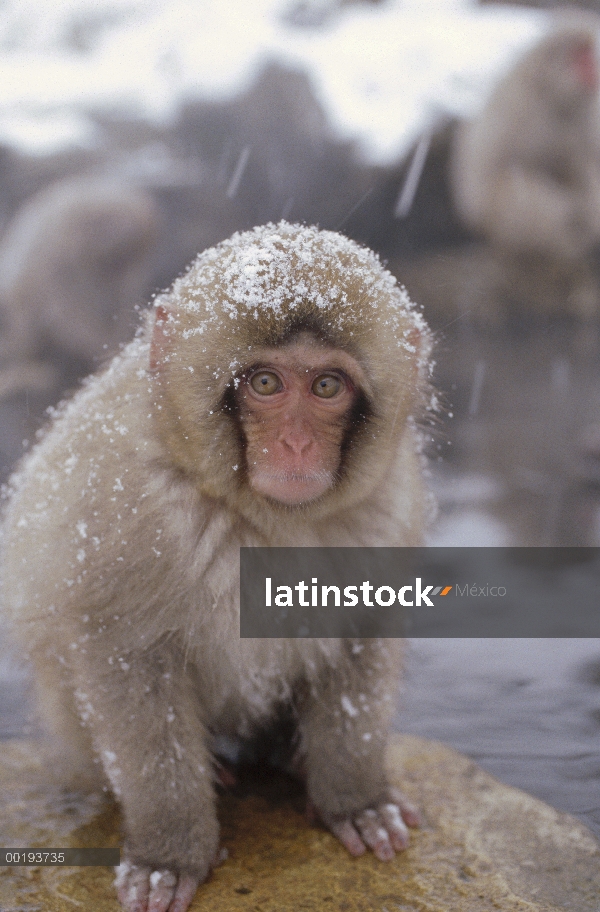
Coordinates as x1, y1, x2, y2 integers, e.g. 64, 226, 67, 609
281, 430, 313, 455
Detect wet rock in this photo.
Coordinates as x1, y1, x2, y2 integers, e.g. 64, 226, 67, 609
0, 734, 598, 911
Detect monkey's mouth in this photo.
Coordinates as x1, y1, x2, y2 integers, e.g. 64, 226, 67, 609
250, 469, 335, 505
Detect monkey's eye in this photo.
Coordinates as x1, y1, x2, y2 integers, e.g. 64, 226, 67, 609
250, 371, 282, 395
312, 374, 342, 398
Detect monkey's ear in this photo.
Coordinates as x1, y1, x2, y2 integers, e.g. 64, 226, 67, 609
405, 325, 430, 368
150, 304, 171, 371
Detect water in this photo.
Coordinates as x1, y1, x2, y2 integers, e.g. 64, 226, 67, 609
399, 638, 600, 841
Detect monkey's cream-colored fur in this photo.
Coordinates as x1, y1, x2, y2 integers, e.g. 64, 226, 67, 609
1, 223, 431, 892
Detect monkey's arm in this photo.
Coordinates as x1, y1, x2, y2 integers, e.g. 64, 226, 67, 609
80, 642, 218, 912
299, 640, 419, 860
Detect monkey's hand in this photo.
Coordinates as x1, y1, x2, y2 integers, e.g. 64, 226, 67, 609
116, 857, 223, 912
315, 788, 420, 862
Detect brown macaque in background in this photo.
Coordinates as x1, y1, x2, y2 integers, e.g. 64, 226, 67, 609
1, 223, 432, 912
450, 18, 600, 319
0, 175, 159, 393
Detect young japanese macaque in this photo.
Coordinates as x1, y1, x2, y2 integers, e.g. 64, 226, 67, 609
1, 223, 432, 912
450, 18, 600, 319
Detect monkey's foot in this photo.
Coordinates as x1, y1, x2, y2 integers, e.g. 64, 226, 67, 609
322, 790, 420, 862
115, 861, 200, 912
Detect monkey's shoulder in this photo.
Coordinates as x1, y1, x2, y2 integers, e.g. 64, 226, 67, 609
8, 343, 152, 480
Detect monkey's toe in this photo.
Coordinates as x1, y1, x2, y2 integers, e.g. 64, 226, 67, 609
355, 804, 409, 860
328, 818, 367, 857
115, 862, 199, 912
326, 798, 414, 862
388, 787, 422, 828
115, 862, 150, 912
156, 872, 199, 912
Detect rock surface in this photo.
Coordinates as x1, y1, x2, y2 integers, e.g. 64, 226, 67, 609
0, 734, 598, 911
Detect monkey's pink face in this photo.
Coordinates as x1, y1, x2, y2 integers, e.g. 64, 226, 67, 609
572, 40, 599, 93
237, 343, 364, 505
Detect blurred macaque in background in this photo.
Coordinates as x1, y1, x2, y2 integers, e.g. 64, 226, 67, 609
0, 177, 159, 377
450, 17, 600, 322
444, 17, 600, 545
358, 18, 600, 329
0, 176, 159, 479
358, 16, 600, 546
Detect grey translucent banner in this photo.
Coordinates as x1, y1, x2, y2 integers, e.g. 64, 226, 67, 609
0, 848, 120, 866
239, 548, 600, 637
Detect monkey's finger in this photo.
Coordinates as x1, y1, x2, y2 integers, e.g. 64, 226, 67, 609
388, 787, 421, 828
115, 862, 151, 912
147, 868, 177, 912
329, 818, 367, 857
354, 808, 395, 861
167, 873, 200, 912
378, 802, 410, 851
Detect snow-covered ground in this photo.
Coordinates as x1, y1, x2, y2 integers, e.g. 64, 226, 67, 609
0, 0, 546, 159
